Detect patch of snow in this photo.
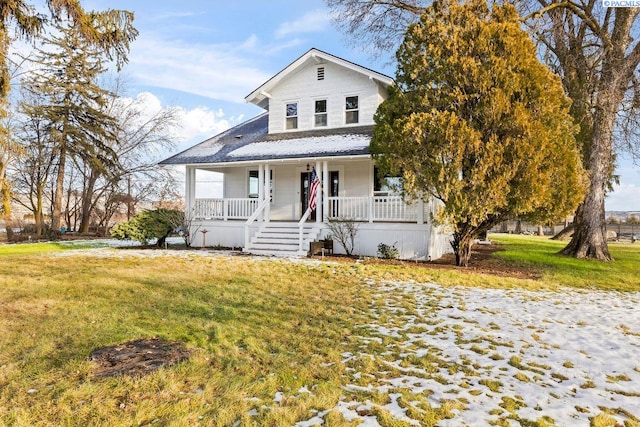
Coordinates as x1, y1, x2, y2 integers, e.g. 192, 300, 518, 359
294, 416, 324, 426
335, 281, 640, 426
178, 141, 225, 159
228, 134, 370, 158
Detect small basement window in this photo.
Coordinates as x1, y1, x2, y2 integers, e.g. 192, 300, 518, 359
345, 96, 359, 124
315, 100, 327, 127
286, 102, 298, 130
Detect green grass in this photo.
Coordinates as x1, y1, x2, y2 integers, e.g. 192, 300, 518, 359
489, 234, 640, 291
0, 236, 639, 425
0, 240, 106, 255
0, 250, 372, 426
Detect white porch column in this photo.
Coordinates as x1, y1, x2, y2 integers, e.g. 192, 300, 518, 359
264, 163, 270, 222
417, 198, 424, 224
185, 166, 196, 214
316, 160, 322, 223
258, 164, 265, 222
322, 160, 329, 222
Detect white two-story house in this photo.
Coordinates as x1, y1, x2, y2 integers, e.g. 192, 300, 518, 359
160, 48, 452, 260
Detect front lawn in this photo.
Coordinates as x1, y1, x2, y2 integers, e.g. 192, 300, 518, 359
0, 240, 638, 426
490, 234, 640, 291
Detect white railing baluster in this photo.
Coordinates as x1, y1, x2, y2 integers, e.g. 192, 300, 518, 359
194, 196, 423, 223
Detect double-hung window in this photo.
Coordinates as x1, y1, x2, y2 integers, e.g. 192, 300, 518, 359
286, 102, 298, 130
315, 100, 327, 127
345, 96, 359, 124
374, 166, 402, 196
248, 170, 273, 200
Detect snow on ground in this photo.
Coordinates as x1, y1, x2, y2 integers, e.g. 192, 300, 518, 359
40, 246, 640, 425
310, 280, 640, 426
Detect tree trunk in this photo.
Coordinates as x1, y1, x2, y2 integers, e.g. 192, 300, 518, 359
451, 231, 473, 267
561, 202, 611, 260
561, 90, 616, 260
79, 173, 97, 233
35, 189, 44, 237
514, 220, 522, 234
1, 183, 10, 219
537, 225, 545, 236
51, 149, 66, 232
551, 224, 574, 241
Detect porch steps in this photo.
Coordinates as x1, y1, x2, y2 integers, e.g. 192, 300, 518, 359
243, 222, 320, 257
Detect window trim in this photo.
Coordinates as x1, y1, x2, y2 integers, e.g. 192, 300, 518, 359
314, 99, 327, 127
248, 169, 274, 202
285, 101, 298, 130
373, 166, 402, 196
345, 95, 359, 124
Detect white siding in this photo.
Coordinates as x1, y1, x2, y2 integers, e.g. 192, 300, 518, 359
268, 61, 385, 134
189, 219, 453, 261
222, 167, 246, 198
342, 160, 371, 197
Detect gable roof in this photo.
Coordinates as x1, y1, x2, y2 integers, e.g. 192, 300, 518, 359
245, 48, 394, 110
159, 112, 373, 166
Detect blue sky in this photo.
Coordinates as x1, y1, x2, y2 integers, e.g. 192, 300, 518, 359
80, 0, 640, 211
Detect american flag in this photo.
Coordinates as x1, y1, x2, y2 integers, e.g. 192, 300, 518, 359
308, 167, 320, 211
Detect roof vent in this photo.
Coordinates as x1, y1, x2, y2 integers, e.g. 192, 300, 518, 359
317, 66, 325, 81
235, 135, 243, 139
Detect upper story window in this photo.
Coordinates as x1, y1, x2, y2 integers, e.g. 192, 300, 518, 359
315, 100, 327, 127
345, 96, 359, 124
286, 102, 298, 130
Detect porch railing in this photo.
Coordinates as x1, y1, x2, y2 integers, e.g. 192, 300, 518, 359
192, 196, 430, 223
244, 198, 270, 249
327, 195, 427, 223
193, 198, 259, 220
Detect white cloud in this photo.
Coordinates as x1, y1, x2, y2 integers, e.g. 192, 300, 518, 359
113, 91, 237, 157
174, 105, 238, 146
125, 33, 272, 103
275, 10, 331, 39
607, 182, 640, 211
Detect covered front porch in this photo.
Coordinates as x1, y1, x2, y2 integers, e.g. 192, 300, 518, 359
183, 157, 450, 259
185, 158, 433, 224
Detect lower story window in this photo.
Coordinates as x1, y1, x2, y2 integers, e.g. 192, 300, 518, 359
249, 170, 273, 200
374, 166, 402, 196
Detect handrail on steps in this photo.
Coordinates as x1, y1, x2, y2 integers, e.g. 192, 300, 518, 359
298, 207, 313, 252
244, 198, 270, 249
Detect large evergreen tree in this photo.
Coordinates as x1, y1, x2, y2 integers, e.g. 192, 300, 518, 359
372, 0, 585, 266
0, 2, 136, 223
22, 23, 119, 231
327, 0, 640, 261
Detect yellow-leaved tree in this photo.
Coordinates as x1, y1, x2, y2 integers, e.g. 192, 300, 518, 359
372, 0, 586, 266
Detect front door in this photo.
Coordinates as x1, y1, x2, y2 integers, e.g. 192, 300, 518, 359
330, 170, 339, 217
300, 170, 340, 219
300, 172, 315, 220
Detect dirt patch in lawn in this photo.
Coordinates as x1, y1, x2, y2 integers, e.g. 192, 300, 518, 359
316, 243, 542, 280
426, 243, 542, 279
89, 338, 191, 378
